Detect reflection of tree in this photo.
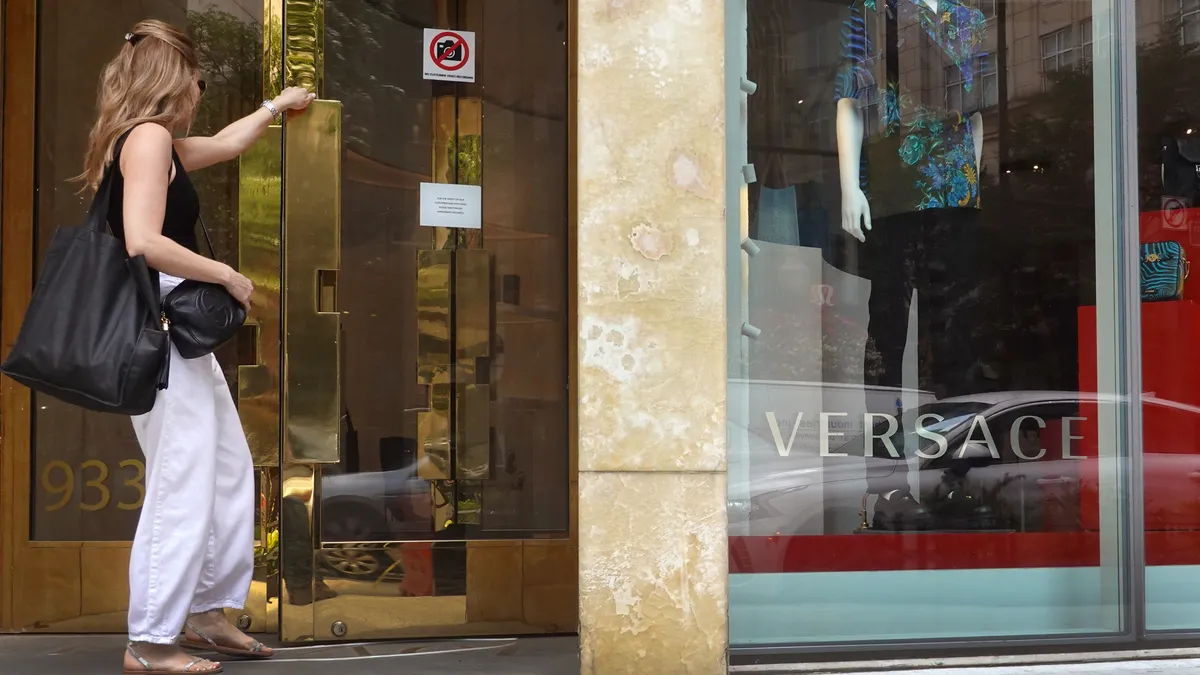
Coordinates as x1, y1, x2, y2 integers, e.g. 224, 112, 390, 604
968, 26, 1200, 394
186, 8, 265, 387
188, 7, 264, 264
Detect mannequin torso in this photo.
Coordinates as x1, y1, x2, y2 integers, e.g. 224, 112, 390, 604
833, 0, 986, 241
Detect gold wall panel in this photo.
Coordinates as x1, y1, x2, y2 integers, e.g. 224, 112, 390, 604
457, 97, 483, 139
283, 99, 341, 465
246, 467, 279, 634
454, 249, 491, 381
263, 0, 284, 99
279, 466, 317, 642
456, 384, 491, 480
431, 96, 456, 250
417, 249, 452, 385
284, 0, 323, 95
238, 126, 283, 467
417, 384, 452, 481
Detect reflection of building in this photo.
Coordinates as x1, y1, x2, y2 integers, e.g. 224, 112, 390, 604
755, 0, 1194, 184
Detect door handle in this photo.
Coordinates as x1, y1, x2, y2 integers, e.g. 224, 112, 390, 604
282, 99, 343, 465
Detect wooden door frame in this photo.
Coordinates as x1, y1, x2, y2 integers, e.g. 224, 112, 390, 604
0, 0, 35, 633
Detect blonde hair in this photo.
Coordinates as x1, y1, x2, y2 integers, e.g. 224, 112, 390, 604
76, 20, 200, 190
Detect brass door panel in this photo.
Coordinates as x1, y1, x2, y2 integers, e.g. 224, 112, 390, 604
282, 99, 342, 466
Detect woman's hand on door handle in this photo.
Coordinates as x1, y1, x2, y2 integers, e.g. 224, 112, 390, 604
273, 86, 317, 115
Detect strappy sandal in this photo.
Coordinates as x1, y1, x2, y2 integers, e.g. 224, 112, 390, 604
123, 643, 222, 674
180, 620, 274, 659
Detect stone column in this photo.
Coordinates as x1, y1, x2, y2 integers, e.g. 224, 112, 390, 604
576, 1, 728, 673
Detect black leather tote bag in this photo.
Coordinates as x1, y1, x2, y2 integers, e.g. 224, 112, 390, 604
0, 160, 170, 416
161, 216, 246, 359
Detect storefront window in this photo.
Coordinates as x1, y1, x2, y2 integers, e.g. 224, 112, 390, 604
1138, 0, 1200, 632
726, 0, 1136, 645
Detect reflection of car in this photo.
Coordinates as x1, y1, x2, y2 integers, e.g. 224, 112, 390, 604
319, 461, 436, 580
731, 390, 1200, 537
321, 463, 432, 541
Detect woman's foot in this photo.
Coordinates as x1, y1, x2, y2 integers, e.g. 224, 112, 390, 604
182, 610, 275, 659
123, 642, 221, 673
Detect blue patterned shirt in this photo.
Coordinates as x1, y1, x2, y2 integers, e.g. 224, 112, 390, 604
835, 0, 987, 218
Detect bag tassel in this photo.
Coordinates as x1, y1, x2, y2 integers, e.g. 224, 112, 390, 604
156, 348, 170, 390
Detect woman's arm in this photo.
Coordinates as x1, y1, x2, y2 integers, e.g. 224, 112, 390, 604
173, 86, 316, 172
120, 124, 253, 306
121, 124, 232, 284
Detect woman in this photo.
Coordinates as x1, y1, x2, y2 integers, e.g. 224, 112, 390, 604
77, 20, 315, 675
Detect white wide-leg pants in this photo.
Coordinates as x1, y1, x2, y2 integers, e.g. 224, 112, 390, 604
127, 273, 255, 644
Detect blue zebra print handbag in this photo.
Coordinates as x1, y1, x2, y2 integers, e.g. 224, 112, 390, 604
1141, 241, 1190, 302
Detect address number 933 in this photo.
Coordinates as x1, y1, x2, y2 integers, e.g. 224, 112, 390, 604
40, 459, 146, 512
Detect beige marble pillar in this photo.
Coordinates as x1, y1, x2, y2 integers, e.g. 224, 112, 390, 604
576, 1, 728, 673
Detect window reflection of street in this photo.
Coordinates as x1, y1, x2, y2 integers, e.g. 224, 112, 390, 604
735, 391, 1200, 537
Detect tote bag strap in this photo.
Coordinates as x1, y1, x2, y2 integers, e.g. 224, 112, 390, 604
82, 129, 137, 234
82, 156, 120, 234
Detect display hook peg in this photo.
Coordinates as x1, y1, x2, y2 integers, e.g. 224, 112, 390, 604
740, 77, 758, 95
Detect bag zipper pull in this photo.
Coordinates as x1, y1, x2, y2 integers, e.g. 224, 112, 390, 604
160, 312, 171, 331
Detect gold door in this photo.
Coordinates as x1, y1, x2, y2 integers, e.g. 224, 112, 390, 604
1, 0, 575, 640
241, 0, 578, 642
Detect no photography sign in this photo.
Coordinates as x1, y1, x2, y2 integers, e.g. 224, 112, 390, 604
423, 28, 476, 83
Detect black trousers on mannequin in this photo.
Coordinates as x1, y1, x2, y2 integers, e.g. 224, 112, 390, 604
861, 207, 981, 495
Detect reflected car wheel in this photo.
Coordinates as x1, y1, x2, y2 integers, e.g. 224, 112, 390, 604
323, 545, 386, 578
319, 503, 401, 581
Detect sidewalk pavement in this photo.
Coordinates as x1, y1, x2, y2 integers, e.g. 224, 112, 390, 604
8, 635, 1200, 674
0, 634, 579, 674
852, 663, 1200, 674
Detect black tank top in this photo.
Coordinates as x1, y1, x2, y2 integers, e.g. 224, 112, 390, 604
107, 128, 201, 252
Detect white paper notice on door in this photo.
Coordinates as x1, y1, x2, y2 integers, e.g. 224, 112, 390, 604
419, 182, 482, 230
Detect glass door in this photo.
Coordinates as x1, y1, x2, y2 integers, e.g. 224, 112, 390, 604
0, 0, 571, 641
240, 0, 574, 642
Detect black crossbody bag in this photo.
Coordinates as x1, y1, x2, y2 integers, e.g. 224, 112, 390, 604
161, 216, 247, 359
